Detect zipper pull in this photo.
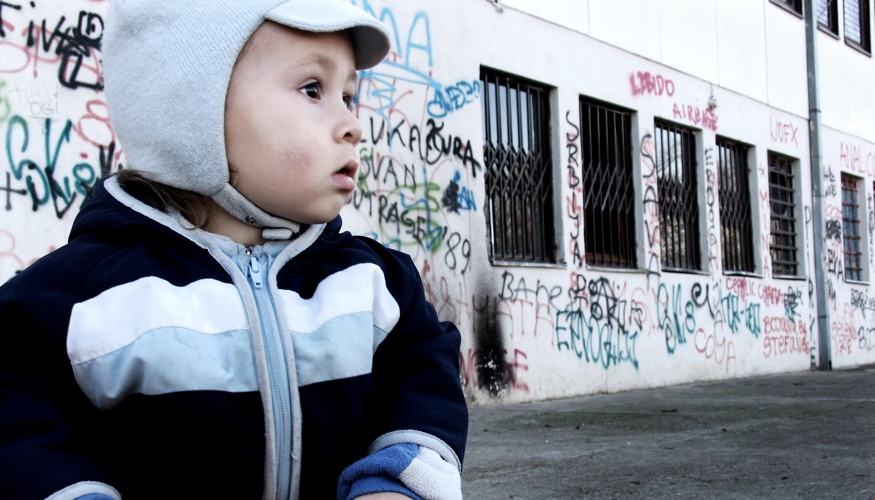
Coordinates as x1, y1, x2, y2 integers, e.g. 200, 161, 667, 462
248, 255, 264, 289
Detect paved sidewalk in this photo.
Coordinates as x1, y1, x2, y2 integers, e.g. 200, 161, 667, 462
462, 365, 875, 499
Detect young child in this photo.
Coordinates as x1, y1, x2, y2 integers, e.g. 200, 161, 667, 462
0, 1, 468, 498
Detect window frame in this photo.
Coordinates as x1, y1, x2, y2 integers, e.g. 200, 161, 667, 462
841, 173, 865, 282
654, 120, 701, 272
578, 96, 637, 269
844, 0, 872, 54
817, 0, 840, 36
771, 0, 804, 17
480, 67, 557, 265
717, 137, 756, 274
768, 152, 801, 278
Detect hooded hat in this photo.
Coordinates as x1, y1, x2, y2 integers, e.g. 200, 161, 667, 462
102, 0, 391, 240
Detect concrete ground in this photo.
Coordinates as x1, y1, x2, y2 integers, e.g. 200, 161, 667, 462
462, 365, 875, 499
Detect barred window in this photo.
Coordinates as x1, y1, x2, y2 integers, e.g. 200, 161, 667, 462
717, 138, 755, 273
842, 174, 863, 281
844, 0, 871, 52
768, 152, 799, 276
817, 0, 839, 35
771, 0, 803, 15
655, 121, 700, 271
579, 98, 636, 268
481, 69, 555, 263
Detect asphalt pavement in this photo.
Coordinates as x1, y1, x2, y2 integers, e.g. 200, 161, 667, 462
461, 365, 875, 499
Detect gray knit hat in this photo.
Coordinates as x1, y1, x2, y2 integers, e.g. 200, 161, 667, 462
102, 0, 391, 239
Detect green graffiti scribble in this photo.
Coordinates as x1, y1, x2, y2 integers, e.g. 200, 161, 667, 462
0, 81, 11, 123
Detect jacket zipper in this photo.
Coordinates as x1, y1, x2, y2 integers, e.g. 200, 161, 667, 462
248, 250, 293, 499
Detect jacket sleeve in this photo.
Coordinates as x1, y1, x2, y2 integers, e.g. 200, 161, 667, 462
0, 262, 120, 499
338, 442, 461, 500
363, 250, 469, 497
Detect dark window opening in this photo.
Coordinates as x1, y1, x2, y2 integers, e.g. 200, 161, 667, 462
481, 68, 555, 263
717, 138, 755, 273
842, 174, 863, 281
655, 121, 700, 271
768, 152, 799, 276
579, 98, 636, 268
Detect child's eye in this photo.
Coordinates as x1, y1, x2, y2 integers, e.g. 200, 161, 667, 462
343, 94, 356, 112
300, 82, 320, 100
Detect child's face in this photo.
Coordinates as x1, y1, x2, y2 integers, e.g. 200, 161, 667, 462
224, 22, 362, 225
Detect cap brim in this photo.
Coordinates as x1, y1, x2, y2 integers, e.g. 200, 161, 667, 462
265, 0, 391, 69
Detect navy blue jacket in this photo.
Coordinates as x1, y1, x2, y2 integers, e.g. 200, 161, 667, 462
0, 177, 467, 499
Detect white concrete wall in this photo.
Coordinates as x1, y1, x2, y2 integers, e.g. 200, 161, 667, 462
1, 0, 874, 406
716, 0, 770, 102
501, 0, 812, 116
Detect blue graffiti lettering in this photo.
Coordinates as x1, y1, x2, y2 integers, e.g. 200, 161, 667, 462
5, 115, 96, 219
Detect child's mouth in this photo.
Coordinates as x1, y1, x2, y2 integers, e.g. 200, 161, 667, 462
333, 163, 358, 190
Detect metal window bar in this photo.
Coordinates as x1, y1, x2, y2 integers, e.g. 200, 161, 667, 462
655, 121, 700, 271
817, 0, 839, 34
717, 138, 755, 273
580, 98, 636, 268
768, 153, 798, 276
845, 0, 871, 51
842, 174, 863, 281
481, 70, 555, 263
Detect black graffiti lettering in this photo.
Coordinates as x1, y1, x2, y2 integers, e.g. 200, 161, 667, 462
0, 171, 27, 210
351, 189, 374, 215
499, 270, 563, 311
422, 119, 480, 174
31, 12, 104, 90
825, 219, 842, 240
587, 277, 627, 329
444, 232, 470, 273
0, 1, 21, 38
377, 194, 401, 233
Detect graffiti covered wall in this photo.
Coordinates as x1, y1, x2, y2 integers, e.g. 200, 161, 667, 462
342, 0, 828, 403
818, 132, 875, 367
335, 0, 875, 398
2, 0, 873, 406
0, 0, 120, 280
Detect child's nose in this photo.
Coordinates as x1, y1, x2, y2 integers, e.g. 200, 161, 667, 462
337, 106, 363, 145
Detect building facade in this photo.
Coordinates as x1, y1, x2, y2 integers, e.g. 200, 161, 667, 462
1, 0, 873, 404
